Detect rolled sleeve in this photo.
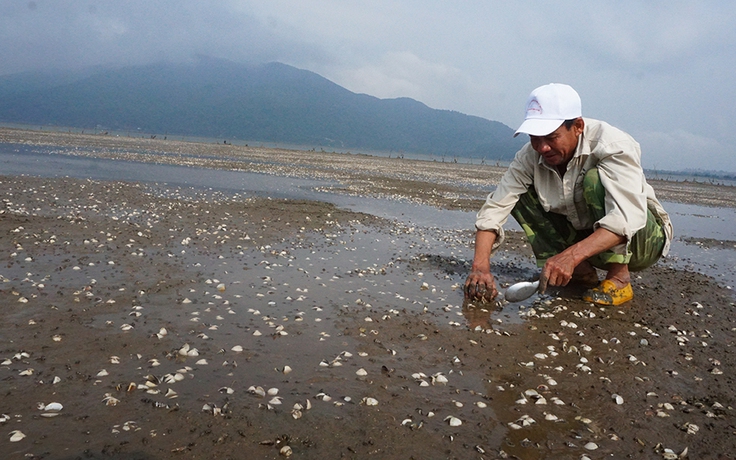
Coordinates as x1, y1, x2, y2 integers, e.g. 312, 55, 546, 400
475, 146, 535, 248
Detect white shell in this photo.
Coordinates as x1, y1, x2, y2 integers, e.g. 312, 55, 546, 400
445, 416, 462, 426
248, 386, 266, 397
9, 430, 25, 442
44, 402, 63, 412
584, 442, 598, 450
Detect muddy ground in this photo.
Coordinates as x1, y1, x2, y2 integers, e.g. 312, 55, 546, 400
1, 128, 735, 459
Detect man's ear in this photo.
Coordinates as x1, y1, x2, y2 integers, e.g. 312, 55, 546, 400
573, 117, 585, 135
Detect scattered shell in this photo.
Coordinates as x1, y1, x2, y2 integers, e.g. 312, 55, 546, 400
102, 393, 120, 406
445, 416, 462, 426
39, 401, 63, 417
681, 422, 699, 435
248, 386, 266, 397
9, 430, 25, 442
43, 402, 63, 412
613, 394, 624, 405
584, 442, 598, 451
363, 397, 378, 406
355, 368, 368, 376
231, 345, 244, 352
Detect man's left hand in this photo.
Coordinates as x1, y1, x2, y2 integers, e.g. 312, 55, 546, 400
540, 251, 577, 293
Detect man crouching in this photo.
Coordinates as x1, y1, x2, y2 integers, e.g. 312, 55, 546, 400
465, 83, 673, 306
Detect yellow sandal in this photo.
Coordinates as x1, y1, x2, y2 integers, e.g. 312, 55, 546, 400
582, 279, 633, 306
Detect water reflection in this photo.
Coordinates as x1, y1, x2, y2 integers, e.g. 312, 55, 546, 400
1, 146, 734, 289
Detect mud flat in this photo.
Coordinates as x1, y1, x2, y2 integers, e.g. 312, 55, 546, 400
1, 128, 735, 459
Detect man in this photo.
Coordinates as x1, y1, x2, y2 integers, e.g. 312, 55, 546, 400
464, 83, 673, 306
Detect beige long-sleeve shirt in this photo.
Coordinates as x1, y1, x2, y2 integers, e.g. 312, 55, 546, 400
476, 118, 673, 257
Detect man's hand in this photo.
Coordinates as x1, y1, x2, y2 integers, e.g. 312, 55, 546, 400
464, 269, 498, 302
539, 228, 626, 294
539, 251, 578, 294
465, 229, 499, 302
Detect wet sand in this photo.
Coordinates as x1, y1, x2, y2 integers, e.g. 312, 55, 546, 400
1, 128, 735, 459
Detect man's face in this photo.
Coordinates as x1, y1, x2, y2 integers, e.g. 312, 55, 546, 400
529, 118, 584, 167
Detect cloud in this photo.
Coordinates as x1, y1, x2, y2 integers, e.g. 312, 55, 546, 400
0, 1, 735, 172
637, 129, 734, 173
545, 3, 736, 72
331, 52, 468, 104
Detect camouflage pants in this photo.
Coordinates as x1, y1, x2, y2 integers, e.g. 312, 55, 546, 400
511, 168, 666, 271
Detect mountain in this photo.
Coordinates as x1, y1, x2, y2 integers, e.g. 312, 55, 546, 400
0, 57, 524, 160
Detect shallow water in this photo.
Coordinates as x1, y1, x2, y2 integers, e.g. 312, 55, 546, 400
1, 146, 734, 289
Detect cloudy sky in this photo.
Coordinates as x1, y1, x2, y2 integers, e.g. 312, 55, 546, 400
2, 1, 734, 173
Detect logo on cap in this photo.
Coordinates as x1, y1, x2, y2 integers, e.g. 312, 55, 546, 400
526, 98, 542, 116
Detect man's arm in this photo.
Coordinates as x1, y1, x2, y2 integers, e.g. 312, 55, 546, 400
464, 229, 499, 301
539, 227, 626, 292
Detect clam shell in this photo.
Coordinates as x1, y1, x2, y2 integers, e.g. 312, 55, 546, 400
44, 402, 63, 412
445, 416, 462, 426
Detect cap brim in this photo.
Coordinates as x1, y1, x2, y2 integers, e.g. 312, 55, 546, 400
513, 118, 564, 138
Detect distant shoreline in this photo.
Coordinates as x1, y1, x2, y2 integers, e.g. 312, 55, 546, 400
0, 122, 511, 168
2, 125, 735, 210
3, 122, 734, 186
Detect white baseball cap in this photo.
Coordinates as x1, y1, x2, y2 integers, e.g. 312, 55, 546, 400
514, 83, 582, 137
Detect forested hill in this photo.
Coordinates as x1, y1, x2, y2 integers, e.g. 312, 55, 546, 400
0, 57, 524, 160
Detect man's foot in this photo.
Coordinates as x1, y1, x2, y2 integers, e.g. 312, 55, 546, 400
582, 279, 633, 306
571, 263, 599, 288
571, 270, 599, 288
